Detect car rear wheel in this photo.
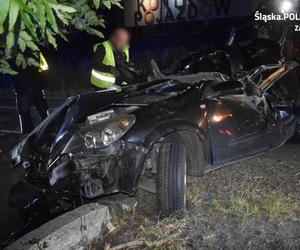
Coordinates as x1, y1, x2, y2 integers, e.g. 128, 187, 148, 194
156, 142, 187, 217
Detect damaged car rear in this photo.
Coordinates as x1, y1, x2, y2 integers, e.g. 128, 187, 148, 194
8, 60, 300, 223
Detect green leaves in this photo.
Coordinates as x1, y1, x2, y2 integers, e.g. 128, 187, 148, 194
88, 27, 104, 38
0, 0, 123, 75
27, 40, 39, 51
36, 0, 46, 31
46, 29, 57, 48
93, 0, 100, 9
6, 32, 15, 49
8, 0, 19, 31
0, 0, 10, 27
18, 38, 26, 52
102, 1, 112, 9
44, 0, 58, 32
52, 3, 74, 25
20, 11, 36, 37
110, 0, 123, 8
27, 57, 39, 67
20, 30, 32, 41
16, 53, 25, 68
53, 4, 77, 13
0, 59, 18, 75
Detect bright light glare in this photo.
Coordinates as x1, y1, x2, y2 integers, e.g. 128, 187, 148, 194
211, 113, 233, 123
212, 115, 224, 123
280, 1, 293, 13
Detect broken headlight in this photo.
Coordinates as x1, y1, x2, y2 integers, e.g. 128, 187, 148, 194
84, 116, 134, 148
62, 115, 135, 154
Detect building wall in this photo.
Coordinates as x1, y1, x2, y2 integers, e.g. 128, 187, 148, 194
120, 0, 258, 67
124, 0, 257, 27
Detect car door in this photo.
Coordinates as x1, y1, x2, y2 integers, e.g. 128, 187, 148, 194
207, 64, 299, 167
207, 92, 273, 166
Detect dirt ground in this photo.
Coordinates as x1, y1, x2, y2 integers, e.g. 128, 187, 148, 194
0, 134, 299, 249
92, 140, 300, 250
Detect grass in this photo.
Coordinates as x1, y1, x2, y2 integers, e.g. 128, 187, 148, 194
93, 156, 300, 249
104, 194, 191, 250
206, 177, 300, 222
103, 173, 299, 249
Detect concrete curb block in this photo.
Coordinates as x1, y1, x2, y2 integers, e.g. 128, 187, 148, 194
6, 203, 111, 250
97, 193, 137, 211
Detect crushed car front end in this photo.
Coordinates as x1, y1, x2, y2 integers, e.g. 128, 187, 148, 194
8, 80, 196, 216
8, 90, 148, 215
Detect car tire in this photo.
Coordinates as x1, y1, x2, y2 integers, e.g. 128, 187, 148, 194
156, 142, 187, 217
164, 131, 205, 176
178, 131, 205, 176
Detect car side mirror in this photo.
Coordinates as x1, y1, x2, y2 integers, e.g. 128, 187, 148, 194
202, 81, 244, 99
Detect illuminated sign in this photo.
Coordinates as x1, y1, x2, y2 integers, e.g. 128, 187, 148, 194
124, 0, 255, 27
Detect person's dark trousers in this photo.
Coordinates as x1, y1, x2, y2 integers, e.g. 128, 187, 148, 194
15, 88, 49, 134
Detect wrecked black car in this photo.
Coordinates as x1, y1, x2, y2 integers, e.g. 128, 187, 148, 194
8, 58, 300, 220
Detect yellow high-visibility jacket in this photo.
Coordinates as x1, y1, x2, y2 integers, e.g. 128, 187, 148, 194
90, 40, 129, 89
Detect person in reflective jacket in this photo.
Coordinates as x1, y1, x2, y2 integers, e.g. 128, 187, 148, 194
90, 27, 130, 90
13, 53, 49, 134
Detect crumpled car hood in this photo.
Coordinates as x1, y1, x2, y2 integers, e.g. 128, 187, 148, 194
11, 80, 191, 165
10, 90, 126, 166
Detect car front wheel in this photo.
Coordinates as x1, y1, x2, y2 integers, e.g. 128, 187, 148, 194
156, 142, 187, 217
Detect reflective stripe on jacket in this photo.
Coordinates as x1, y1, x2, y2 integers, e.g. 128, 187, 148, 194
91, 40, 129, 89
38, 53, 49, 72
